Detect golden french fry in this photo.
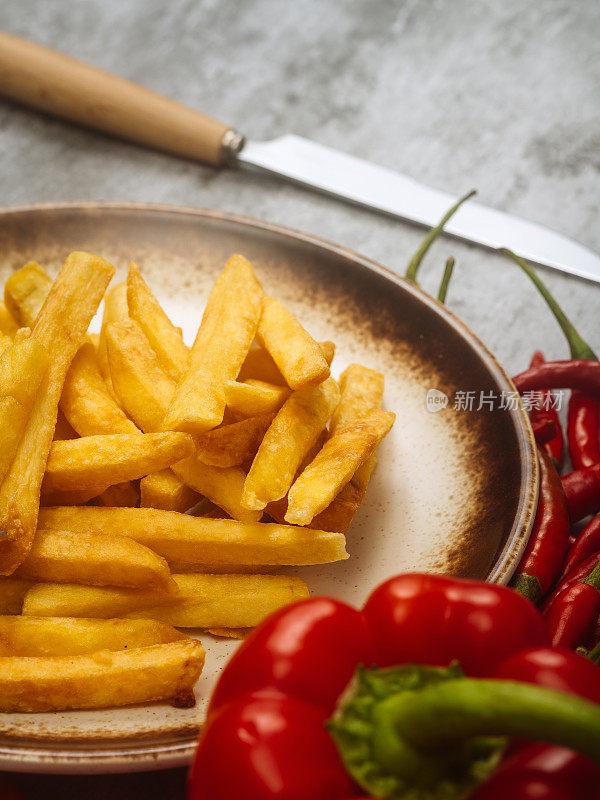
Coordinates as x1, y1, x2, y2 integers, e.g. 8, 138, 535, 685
105, 319, 203, 505
308, 454, 378, 533
239, 341, 335, 386
0, 577, 32, 614
37, 506, 348, 567
42, 431, 194, 494
15, 529, 175, 590
127, 262, 190, 382
163, 254, 263, 434
96, 481, 140, 508
61, 341, 139, 436
97, 281, 128, 391
40, 488, 100, 506
195, 413, 275, 468
172, 457, 262, 523
224, 379, 291, 417
0, 337, 49, 483
140, 469, 199, 513
242, 377, 340, 510
207, 628, 249, 639
107, 318, 176, 432
23, 573, 309, 628
0, 301, 19, 337
285, 409, 395, 525
0, 639, 205, 712
330, 363, 385, 433
0, 252, 115, 575
53, 409, 79, 440
256, 296, 330, 390
0, 615, 185, 656
4, 260, 53, 326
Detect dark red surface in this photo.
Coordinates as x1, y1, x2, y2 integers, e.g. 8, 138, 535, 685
5, 770, 187, 800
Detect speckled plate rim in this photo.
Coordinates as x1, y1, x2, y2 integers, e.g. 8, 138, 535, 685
0, 201, 538, 774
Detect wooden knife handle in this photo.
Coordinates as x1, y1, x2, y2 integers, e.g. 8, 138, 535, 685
0, 31, 240, 166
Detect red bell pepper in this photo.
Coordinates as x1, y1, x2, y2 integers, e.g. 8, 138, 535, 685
472, 743, 599, 800
188, 574, 600, 800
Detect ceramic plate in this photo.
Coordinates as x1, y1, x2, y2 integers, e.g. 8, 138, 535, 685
0, 203, 537, 774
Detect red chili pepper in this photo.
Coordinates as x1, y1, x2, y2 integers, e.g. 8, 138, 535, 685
545, 561, 600, 649
513, 359, 600, 397
188, 575, 600, 800
528, 351, 564, 463
472, 743, 600, 800
562, 463, 600, 522
509, 448, 570, 603
569, 391, 600, 469
543, 552, 600, 615
531, 416, 558, 446
503, 250, 599, 472
561, 514, 600, 580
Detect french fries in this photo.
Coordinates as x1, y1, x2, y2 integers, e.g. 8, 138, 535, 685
140, 469, 199, 513
23, 573, 309, 629
0, 301, 19, 338
0, 252, 114, 575
224, 379, 291, 417
0, 639, 205, 712
242, 377, 340, 510
97, 281, 129, 389
163, 255, 263, 434
256, 296, 330, 389
38, 506, 349, 567
330, 363, 385, 433
0, 336, 49, 483
237, 342, 334, 386
107, 318, 176, 432
61, 341, 139, 436
0, 577, 32, 614
195, 413, 275, 468
0, 247, 395, 715
4, 260, 52, 326
0, 616, 185, 656
285, 409, 395, 525
127, 262, 190, 382
41, 432, 194, 494
15, 530, 175, 590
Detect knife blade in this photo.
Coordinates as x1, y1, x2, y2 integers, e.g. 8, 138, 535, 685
237, 134, 600, 284
2, 32, 599, 283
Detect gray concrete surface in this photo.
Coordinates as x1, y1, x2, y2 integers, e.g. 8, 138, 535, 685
0, 1, 599, 796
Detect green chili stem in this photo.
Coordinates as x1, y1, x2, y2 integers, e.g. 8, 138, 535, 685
437, 257, 455, 304
405, 190, 475, 284
583, 559, 600, 590
501, 249, 597, 360
587, 640, 600, 665
372, 678, 600, 775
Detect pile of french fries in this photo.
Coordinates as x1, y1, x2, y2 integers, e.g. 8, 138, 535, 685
0, 252, 394, 714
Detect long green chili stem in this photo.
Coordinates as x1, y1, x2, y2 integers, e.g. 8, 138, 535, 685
437, 257, 455, 303
583, 559, 600, 589
405, 190, 476, 284
501, 249, 597, 360
373, 678, 600, 773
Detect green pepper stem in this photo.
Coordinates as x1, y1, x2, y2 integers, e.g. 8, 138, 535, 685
587, 640, 600, 665
501, 249, 597, 360
437, 257, 455, 304
373, 678, 600, 774
405, 191, 475, 284
583, 560, 600, 590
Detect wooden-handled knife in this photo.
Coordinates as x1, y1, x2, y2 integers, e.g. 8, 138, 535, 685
1, 31, 598, 283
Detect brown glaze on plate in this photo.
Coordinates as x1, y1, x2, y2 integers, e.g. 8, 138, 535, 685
0, 203, 538, 773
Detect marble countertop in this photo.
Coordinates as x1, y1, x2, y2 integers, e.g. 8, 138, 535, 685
1, 0, 598, 796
